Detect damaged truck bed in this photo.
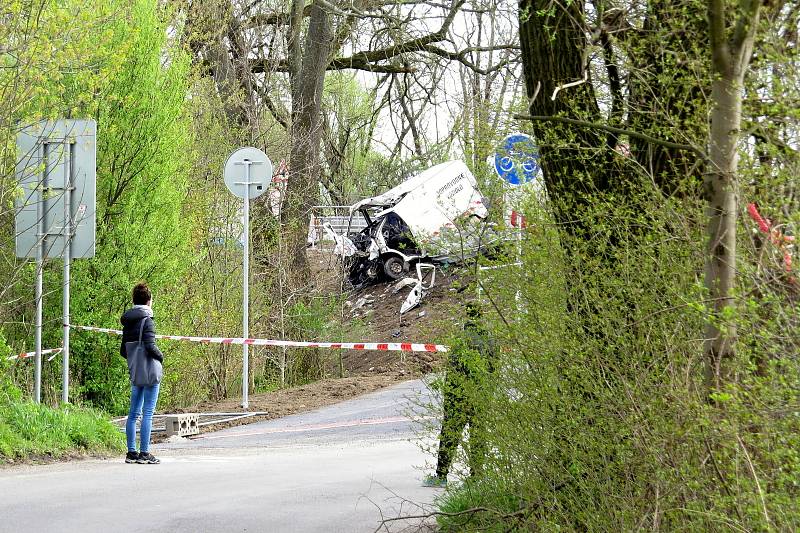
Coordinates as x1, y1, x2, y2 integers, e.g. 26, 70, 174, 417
330, 160, 490, 287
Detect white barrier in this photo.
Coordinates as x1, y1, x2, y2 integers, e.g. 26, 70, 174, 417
71, 325, 448, 353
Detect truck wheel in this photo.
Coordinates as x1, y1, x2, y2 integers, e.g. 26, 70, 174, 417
383, 256, 405, 280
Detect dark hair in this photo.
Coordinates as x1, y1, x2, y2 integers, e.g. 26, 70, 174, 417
132, 282, 151, 305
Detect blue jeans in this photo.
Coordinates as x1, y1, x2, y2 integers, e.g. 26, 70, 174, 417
126, 383, 160, 453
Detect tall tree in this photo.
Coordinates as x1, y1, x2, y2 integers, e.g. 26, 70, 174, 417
704, 0, 762, 391
281, 0, 333, 283
185, 0, 516, 286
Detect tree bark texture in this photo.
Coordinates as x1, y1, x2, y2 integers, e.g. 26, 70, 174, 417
626, 0, 709, 195
518, 0, 616, 236
704, 0, 761, 391
283, 0, 332, 288
704, 75, 741, 390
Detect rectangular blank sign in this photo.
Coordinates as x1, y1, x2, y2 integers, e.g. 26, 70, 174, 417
15, 120, 96, 259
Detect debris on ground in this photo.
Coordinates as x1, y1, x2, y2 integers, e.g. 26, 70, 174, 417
352, 296, 372, 310
399, 263, 437, 315
392, 277, 418, 294
401, 282, 424, 314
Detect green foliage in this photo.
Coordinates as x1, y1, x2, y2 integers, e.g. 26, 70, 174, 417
320, 73, 403, 200
435, 3, 800, 530
437, 478, 526, 532
0, 399, 124, 462
67, 0, 194, 412
287, 297, 345, 338
0, 334, 22, 403
282, 296, 345, 384
0, 0, 199, 412
435, 182, 799, 530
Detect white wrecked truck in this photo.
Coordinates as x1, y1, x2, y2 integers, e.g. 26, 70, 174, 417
330, 160, 490, 286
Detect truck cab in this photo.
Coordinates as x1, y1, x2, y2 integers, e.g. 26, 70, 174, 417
343, 161, 489, 286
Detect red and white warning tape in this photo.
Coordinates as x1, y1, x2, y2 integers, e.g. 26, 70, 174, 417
70, 325, 448, 353
7, 348, 63, 361
747, 202, 795, 281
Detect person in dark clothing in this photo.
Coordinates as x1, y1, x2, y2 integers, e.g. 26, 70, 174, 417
424, 303, 495, 487
120, 282, 164, 464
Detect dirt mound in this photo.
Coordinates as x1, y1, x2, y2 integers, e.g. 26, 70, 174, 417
307, 247, 470, 375
167, 248, 469, 435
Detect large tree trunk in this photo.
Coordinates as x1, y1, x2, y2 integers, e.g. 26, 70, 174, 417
283, 0, 332, 288
518, 0, 616, 235
626, 0, 709, 195
704, 0, 761, 391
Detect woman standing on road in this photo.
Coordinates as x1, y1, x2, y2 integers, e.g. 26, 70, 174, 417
120, 282, 164, 464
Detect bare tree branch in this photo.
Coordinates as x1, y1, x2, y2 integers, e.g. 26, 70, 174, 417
243, 4, 312, 28
254, 0, 469, 75
262, 91, 289, 129
423, 44, 519, 75
331, 0, 466, 65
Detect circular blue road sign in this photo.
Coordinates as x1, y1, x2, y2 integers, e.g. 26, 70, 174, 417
494, 133, 540, 185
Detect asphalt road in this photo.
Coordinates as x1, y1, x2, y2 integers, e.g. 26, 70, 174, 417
0, 379, 444, 533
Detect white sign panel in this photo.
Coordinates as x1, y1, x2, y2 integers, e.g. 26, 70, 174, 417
15, 120, 97, 259
223, 147, 273, 200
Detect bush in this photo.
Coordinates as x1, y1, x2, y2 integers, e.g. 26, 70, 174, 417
437, 478, 528, 532
433, 189, 800, 530
0, 400, 124, 463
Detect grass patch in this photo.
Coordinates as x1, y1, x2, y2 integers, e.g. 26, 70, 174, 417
0, 400, 124, 463
436, 477, 527, 532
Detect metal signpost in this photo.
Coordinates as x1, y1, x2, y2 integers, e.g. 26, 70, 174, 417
492, 133, 541, 314
223, 147, 273, 410
15, 120, 96, 404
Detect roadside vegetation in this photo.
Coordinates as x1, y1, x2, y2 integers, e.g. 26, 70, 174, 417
0, 344, 123, 463
429, 1, 800, 531
0, 399, 124, 464
0, 0, 798, 528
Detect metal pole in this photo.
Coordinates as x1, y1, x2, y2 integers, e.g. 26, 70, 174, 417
513, 162, 523, 316
515, 224, 522, 315
34, 259, 43, 403
62, 141, 74, 404
34, 142, 48, 404
242, 160, 251, 410
276, 189, 287, 388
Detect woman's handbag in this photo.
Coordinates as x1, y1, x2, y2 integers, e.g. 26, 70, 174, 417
126, 318, 163, 386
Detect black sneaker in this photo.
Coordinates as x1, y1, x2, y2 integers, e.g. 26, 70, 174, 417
125, 451, 140, 463
136, 452, 160, 464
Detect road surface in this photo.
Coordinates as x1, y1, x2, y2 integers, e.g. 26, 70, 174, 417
0, 379, 444, 532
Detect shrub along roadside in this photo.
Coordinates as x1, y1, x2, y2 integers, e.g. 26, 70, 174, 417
436, 478, 529, 532
430, 183, 799, 530
1, 339, 123, 463
0, 401, 124, 464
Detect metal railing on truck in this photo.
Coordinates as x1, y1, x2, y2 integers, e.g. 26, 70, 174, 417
308, 205, 368, 248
